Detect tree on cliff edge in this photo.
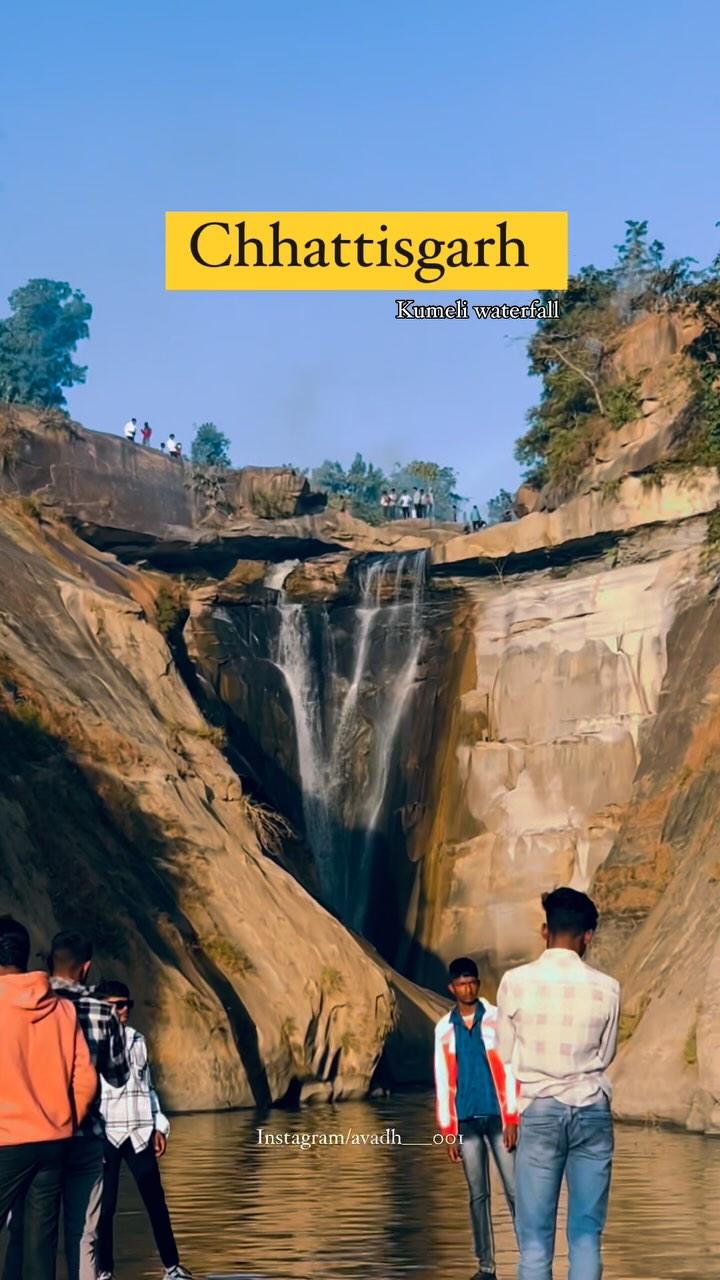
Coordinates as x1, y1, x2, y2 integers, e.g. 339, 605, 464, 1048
0, 279, 92, 408
191, 422, 231, 468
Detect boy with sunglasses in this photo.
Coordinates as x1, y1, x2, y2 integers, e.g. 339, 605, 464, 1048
92, 981, 191, 1280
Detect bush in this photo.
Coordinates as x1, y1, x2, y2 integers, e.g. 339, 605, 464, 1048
706, 507, 720, 548
320, 966, 345, 994
200, 933, 255, 976
154, 581, 189, 639
684, 1026, 698, 1066
600, 477, 622, 502
605, 377, 643, 429
191, 422, 231, 468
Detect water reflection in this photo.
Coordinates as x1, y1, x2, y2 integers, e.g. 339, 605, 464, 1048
3, 1094, 718, 1279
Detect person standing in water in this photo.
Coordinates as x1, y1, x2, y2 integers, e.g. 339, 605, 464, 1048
94, 980, 192, 1280
497, 888, 620, 1280
435, 957, 518, 1280
0, 917, 97, 1280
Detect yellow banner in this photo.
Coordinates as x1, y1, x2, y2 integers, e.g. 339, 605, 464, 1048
165, 212, 567, 291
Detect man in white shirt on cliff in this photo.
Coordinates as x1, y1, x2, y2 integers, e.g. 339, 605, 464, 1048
496, 887, 620, 1280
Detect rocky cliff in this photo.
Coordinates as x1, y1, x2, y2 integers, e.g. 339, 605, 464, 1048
411, 477, 718, 990
3, 302, 720, 1130
0, 498, 449, 1108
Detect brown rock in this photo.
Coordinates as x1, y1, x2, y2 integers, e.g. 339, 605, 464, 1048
0, 501, 397, 1110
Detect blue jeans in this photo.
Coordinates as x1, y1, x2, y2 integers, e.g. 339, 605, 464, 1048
459, 1115, 516, 1274
516, 1096, 613, 1280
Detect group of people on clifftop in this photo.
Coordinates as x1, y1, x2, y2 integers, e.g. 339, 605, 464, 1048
379, 487, 435, 519
123, 419, 182, 459
0, 920, 191, 1280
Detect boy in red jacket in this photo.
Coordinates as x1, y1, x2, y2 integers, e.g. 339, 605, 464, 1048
434, 957, 518, 1280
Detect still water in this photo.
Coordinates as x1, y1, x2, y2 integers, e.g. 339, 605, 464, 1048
11, 1093, 720, 1280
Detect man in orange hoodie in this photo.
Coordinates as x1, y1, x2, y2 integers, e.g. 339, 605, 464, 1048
0, 916, 97, 1280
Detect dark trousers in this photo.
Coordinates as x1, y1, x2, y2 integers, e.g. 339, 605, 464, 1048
97, 1139, 178, 1273
0, 1140, 67, 1280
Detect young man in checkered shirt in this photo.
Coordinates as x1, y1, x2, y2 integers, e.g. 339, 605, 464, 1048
496, 888, 620, 1280
94, 980, 192, 1280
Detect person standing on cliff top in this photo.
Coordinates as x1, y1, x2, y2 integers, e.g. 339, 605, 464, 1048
0, 917, 97, 1280
123, 418, 137, 442
434, 957, 518, 1280
496, 888, 620, 1280
141, 422, 152, 446
94, 980, 192, 1280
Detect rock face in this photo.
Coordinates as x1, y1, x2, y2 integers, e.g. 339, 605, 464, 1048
591, 595, 720, 1131
185, 554, 462, 963
432, 469, 720, 572
408, 516, 712, 991
0, 407, 457, 571
515, 310, 704, 516
0, 503, 402, 1109
579, 311, 702, 493
0, 405, 325, 553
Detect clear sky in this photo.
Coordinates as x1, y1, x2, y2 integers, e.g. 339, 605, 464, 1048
2, 1, 719, 507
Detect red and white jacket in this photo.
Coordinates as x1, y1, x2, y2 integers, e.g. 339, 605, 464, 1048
434, 999, 519, 1138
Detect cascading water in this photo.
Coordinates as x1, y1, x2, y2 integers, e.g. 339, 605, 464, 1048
268, 552, 427, 928
265, 561, 332, 869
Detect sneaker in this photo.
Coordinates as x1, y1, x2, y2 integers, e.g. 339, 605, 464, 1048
97, 1273, 113, 1280
163, 1268, 193, 1280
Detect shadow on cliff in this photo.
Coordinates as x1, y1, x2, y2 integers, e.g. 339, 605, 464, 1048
0, 704, 272, 1108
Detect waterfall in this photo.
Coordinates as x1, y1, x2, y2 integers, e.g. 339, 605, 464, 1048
268, 552, 427, 923
265, 561, 332, 870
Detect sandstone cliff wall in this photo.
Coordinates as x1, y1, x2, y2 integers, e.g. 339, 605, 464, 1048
0, 503, 404, 1109
411, 514, 712, 987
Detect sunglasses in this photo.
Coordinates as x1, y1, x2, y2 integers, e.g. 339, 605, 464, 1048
110, 999, 134, 1010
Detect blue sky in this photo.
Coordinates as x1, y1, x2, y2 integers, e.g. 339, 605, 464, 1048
2, 0, 720, 506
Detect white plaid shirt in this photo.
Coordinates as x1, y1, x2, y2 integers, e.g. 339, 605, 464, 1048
99, 1025, 170, 1152
496, 948, 620, 1113
51, 978, 129, 1137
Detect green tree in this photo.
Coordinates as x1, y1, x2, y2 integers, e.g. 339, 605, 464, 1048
514, 220, 700, 492
390, 460, 465, 521
0, 279, 92, 408
311, 453, 464, 523
680, 236, 720, 466
311, 453, 387, 522
311, 459, 347, 495
487, 488, 514, 523
191, 422, 231, 468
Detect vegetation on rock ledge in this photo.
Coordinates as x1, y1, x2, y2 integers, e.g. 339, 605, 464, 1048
515, 221, 716, 495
